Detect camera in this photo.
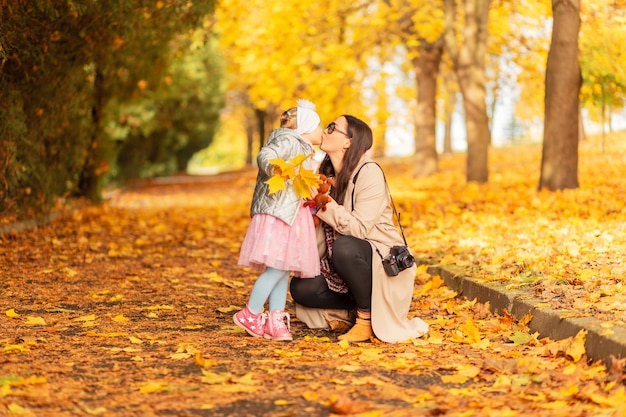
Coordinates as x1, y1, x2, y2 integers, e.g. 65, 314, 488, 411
382, 245, 415, 276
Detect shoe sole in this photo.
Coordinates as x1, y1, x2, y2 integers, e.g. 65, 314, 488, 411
233, 314, 264, 338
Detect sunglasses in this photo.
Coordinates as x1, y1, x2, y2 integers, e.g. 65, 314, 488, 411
326, 122, 351, 138
282, 108, 296, 118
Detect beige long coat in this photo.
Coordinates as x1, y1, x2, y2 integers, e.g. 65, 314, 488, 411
300, 156, 429, 343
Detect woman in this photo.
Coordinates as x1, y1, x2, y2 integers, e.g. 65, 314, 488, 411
290, 115, 429, 343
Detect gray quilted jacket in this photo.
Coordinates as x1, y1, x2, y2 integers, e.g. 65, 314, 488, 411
250, 128, 315, 226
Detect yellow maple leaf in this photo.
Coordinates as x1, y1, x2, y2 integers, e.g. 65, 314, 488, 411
458, 365, 481, 378
217, 305, 240, 313
23, 376, 46, 385
265, 174, 286, 195
416, 274, 444, 296
441, 373, 470, 384
424, 329, 444, 344
138, 380, 168, 394
222, 279, 244, 288
112, 314, 130, 323
562, 329, 587, 362
175, 342, 200, 354
205, 272, 223, 282
562, 363, 577, 375
73, 314, 97, 322
194, 353, 217, 368
232, 372, 259, 385
266, 154, 318, 197
182, 325, 203, 330
129, 336, 143, 344
7, 403, 31, 415
24, 316, 47, 326
337, 364, 361, 372
557, 384, 580, 398
451, 318, 481, 344
200, 370, 231, 384
289, 153, 311, 166
330, 378, 347, 385
302, 391, 319, 401
268, 158, 296, 179
293, 167, 322, 199
62, 267, 78, 277
170, 352, 191, 360
4, 344, 30, 354
302, 335, 330, 342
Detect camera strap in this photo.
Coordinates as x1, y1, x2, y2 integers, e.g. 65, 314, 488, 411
350, 162, 409, 248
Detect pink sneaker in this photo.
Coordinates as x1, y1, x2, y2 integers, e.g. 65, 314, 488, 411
233, 304, 266, 338
264, 310, 293, 341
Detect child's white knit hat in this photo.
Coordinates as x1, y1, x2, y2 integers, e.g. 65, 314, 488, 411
296, 99, 321, 135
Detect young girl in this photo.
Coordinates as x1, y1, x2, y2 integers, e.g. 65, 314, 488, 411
234, 100, 323, 341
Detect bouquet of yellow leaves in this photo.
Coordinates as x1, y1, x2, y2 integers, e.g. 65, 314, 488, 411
264, 153, 321, 200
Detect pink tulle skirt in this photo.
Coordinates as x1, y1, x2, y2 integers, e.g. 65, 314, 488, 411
238, 205, 320, 277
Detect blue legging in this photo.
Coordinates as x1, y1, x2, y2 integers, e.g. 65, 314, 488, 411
248, 267, 291, 313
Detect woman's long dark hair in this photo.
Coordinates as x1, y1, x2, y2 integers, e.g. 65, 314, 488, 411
319, 115, 373, 204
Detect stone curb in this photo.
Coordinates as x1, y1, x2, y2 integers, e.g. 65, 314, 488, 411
425, 262, 626, 367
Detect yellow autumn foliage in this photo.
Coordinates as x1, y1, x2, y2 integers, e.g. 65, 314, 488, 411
265, 154, 321, 198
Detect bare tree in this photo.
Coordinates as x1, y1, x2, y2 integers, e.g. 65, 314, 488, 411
539, 0, 581, 191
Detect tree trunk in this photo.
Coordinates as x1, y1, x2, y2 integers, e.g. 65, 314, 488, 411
538, 0, 581, 191
443, 116, 453, 154
459, 72, 490, 182
77, 64, 105, 201
444, 0, 491, 183
442, 72, 456, 154
245, 123, 254, 166
601, 99, 606, 151
255, 108, 266, 153
411, 38, 444, 177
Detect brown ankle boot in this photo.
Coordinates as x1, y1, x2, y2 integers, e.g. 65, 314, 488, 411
337, 317, 373, 342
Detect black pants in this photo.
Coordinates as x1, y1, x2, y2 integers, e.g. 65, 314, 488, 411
290, 235, 373, 310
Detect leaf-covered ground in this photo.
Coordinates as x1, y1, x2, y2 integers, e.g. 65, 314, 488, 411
394, 134, 626, 325
1, 134, 626, 416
